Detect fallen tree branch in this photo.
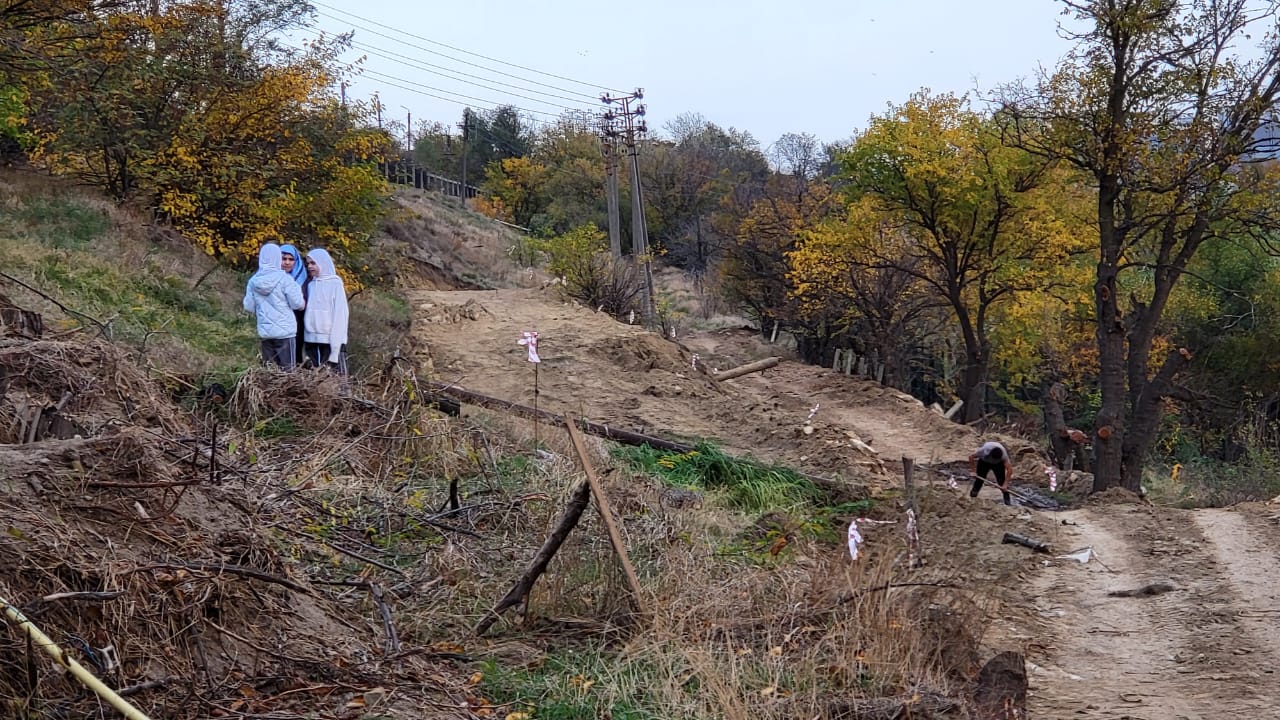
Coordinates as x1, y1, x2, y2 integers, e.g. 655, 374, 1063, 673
118, 677, 176, 697
88, 479, 203, 489
565, 415, 645, 614
474, 480, 592, 636
136, 562, 309, 595
712, 356, 780, 381
369, 583, 401, 655
0, 271, 111, 338
23, 590, 125, 612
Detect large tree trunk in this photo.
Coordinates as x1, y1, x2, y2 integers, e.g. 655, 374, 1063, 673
1121, 348, 1193, 486
951, 298, 988, 424
1093, 251, 1129, 492
960, 355, 986, 424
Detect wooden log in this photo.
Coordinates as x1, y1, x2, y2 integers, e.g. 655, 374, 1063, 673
0, 303, 43, 338
711, 356, 780, 381
423, 381, 850, 496
943, 399, 965, 420
425, 381, 692, 453
1001, 532, 1051, 554
564, 416, 645, 614
473, 480, 592, 636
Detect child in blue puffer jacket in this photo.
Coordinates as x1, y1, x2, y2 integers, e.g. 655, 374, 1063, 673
243, 243, 305, 369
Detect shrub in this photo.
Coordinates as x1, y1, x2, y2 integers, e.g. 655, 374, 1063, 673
535, 225, 642, 316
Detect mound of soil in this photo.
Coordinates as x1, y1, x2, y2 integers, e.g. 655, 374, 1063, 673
407, 288, 985, 490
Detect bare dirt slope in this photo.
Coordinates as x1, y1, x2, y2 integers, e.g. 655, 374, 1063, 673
1017, 502, 1280, 718
409, 283, 1280, 717
409, 287, 979, 482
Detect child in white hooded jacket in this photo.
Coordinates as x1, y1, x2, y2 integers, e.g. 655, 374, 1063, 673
244, 243, 305, 369
302, 248, 350, 375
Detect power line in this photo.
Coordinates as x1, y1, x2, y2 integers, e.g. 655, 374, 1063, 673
296, 27, 601, 110
362, 69, 571, 116
312, 4, 618, 98
346, 39, 595, 109
281, 41, 570, 119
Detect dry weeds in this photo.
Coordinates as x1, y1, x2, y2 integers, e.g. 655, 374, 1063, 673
0, 308, 1021, 720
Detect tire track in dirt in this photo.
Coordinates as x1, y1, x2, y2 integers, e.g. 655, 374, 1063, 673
1022, 505, 1280, 719
1192, 509, 1280, 662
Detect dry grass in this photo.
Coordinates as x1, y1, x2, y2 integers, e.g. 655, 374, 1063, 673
0, 173, 1013, 719
382, 189, 537, 291
0, 312, 1004, 720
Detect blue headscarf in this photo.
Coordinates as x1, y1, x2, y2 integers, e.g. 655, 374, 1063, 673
279, 244, 307, 284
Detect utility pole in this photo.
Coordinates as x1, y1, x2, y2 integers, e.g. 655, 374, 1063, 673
459, 110, 470, 208
597, 111, 622, 259
401, 107, 412, 153
603, 89, 654, 326
373, 93, 382, 128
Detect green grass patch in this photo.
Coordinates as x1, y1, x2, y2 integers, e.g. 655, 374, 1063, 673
14, 197, 110, 248
480, 650, 670, 720
251, 415, 303, 439
0, 193, 258, 371
612, 443, 820, 513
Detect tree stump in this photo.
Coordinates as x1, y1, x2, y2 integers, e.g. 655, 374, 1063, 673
0, 292, 43, 339
973, 651, 1027, 719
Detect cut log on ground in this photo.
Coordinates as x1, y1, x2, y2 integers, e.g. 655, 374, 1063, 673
0, 293, 43, 339
473, 480, 592, 636
711, 356, 780, 381
1001, 532, 1051, 554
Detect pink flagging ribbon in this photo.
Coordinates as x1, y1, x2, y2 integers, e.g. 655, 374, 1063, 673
906, 509, 920, 567
847, 518, 864, 560
517, 331, 540, 363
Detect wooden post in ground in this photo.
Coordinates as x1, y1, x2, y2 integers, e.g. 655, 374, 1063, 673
564, 415, 646, 613
904, 457, 922, 568
903, 457, 917, 516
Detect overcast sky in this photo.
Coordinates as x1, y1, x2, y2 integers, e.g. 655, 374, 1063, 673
301, 0, 1075, 147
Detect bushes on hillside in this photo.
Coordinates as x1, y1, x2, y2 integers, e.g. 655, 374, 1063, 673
8, 1, 391, 262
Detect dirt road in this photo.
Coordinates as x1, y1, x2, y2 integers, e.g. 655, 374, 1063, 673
1022, 503, 1280, 718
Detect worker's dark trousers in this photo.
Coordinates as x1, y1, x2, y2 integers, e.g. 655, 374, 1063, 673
970, 460, 1012, 505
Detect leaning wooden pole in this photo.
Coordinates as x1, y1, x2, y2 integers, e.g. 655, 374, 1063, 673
564, 415, 646, 613
0, 595, 153, 720
473, 481, 592, 636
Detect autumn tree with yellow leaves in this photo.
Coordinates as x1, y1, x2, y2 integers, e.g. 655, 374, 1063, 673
9, 0, 390, 261
800, 92, 1091, 422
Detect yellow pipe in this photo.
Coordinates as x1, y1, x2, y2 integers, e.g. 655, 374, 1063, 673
0, 595, 152, 720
